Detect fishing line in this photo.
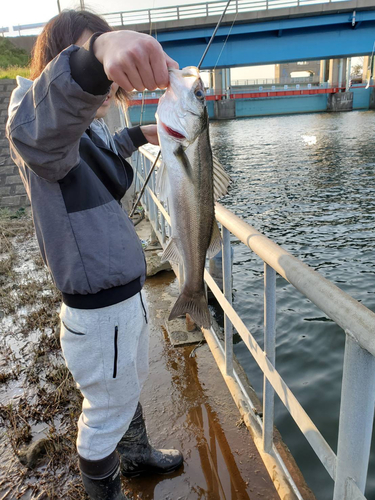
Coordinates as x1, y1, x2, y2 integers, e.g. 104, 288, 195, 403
129, 0, 233, 218
213, 10, 238, 71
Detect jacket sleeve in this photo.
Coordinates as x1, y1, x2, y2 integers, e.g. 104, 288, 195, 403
6, 44, 111, 182
113, 126, 148, 158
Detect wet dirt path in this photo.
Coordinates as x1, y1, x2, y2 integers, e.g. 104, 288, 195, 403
127, 270, 279, 500
0, 212, 278, 499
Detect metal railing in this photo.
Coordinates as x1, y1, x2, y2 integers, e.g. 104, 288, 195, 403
131, 145, 375, 500
9, 0, 354, 36
103, 0, 353, 27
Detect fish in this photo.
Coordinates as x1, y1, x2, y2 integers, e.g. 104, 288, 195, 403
156, 66, 230, 328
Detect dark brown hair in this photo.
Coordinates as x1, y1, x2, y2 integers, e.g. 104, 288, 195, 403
30, 10, 111, 80
30, 10, 128, 104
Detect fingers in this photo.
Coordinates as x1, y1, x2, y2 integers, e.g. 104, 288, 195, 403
97, 31, 179, 92
165, 54, 179, 70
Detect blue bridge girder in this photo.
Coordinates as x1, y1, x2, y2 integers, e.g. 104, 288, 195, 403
155, 9, 375, 68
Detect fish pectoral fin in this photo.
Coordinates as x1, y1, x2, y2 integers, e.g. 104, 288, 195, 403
213, 155, 231, 200
206, 221, 222, 259
161, 238, 183, 265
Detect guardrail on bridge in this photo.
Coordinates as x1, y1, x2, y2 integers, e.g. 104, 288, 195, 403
9, 0, 355, 36
131, 145, 375, 500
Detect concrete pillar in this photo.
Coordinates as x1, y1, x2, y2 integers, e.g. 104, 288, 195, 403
274, 64, 281, 82
363, 56, 371, 84
208, 70, 214, 89
213, 69, 224, 95
346, 58, 351, 91
329, 58, 347, 88
320, 60, 328, 85
226, 68, 231, 97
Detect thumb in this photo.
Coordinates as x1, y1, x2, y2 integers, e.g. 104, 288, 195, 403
165, 54, 179, 69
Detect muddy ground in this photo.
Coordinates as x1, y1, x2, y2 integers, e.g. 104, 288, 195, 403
0, 209, 92, 499
0, 209, 281, 500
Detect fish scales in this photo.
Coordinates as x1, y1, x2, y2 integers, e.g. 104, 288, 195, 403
156, 66, 229, 328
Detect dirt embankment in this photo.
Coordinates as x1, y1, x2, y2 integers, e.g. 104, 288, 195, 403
0, 210, 88, 499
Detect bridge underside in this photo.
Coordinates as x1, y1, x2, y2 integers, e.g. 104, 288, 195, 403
155, 10, 375, 68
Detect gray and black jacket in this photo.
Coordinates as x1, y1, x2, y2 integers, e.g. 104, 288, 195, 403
6, 41, 147, 309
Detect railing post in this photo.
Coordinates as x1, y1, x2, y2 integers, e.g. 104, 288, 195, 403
177, 6, 180, 19
262, 263, 276, 453
206, 2, 209, 16
148, 9, 152, 23
120, 12, 123, 26
222, 226, 233, 376
150, 166, 157, 230
161, 212, 166, 245
333, 334, 375, 499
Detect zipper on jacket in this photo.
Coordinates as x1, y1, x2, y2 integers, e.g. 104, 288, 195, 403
113, 326, 119, 379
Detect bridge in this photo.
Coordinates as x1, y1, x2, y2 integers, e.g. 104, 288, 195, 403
101, 0, 375, 68
9, 0, 375, 67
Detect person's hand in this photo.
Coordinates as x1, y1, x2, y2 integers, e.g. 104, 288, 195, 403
93, 31, 178, 92
141, 125, 159, 145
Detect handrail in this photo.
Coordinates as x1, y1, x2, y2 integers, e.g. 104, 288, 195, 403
132, 145, 375, 499
214, 203, 375, 357
10, 0, 355, 36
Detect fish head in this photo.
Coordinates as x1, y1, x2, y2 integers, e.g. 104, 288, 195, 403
156, 66, 207, 146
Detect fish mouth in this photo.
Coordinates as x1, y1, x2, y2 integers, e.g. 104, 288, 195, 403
161, 122, 186, 140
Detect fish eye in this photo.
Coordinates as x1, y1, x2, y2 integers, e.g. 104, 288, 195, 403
195, 89, 205, 100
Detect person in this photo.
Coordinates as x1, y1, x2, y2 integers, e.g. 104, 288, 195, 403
6, 10, 183, 500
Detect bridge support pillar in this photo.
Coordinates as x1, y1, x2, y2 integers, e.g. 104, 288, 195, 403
319, 60, 329, 86
213, 68, 231, 96
363, 56, 373, 85
328, 58, 347, 88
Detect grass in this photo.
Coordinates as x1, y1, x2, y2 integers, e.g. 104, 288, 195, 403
0, 65, 30, 79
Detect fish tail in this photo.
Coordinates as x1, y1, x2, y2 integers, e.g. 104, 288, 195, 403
169, 289, 211, 329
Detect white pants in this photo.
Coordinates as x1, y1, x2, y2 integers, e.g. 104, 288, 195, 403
59, 291, 150, 461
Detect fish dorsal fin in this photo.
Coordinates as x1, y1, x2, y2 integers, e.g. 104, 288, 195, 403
156, 158, 169, 202
213, 155, 231, 200
207, 221, 222, 259
161, 237, 183, 265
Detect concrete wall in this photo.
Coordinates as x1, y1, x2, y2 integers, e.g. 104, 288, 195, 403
0, 79, 30, 209
235, 94, 328, 117
370, 88, 375, 110
327, 91, 353, 112
352, 86, 371, 109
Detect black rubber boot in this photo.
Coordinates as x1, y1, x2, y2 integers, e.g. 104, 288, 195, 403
117, 403, 183, 477
79, 451, 128, 500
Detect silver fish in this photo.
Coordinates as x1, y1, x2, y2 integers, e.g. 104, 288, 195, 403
156, 66, 230, 328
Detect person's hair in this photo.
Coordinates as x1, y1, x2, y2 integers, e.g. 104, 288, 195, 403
30, 10, 128, 104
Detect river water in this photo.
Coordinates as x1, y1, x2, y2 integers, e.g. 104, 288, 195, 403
209, 110, 375, 500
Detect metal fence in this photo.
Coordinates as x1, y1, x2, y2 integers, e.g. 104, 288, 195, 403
9, 0, 354, 36
131, 145, 375, 500
103, 0, 353, 27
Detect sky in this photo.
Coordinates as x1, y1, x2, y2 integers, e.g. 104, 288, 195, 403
1, 0, 276, 79
2, 0, 360, 81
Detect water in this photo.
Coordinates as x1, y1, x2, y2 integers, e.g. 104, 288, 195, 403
209, 111, 375, 500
